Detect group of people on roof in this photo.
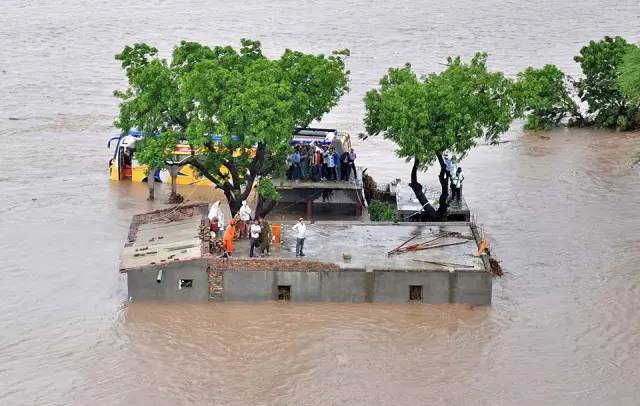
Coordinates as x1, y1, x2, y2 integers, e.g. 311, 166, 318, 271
210, 202, 309, 259
287, 144, 358, 182
210, 201, 272, 258
443, 154, 465, 202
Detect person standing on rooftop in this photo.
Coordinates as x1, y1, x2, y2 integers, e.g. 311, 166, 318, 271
292, 218, 307, 257
449, 158, 458, 195
444, 154, 454, 182
238, 200, 252, 239
222, 219, 236, 257
333, 148, 341, 181
291, 148, 301, 181
258, 216, 271, 256
327, 147, 336, 181
451, 167, 464, 202
340, 149, 350, 181
348, 147, 357, 180
249, 219, 262, 257
299, 146, 308, 180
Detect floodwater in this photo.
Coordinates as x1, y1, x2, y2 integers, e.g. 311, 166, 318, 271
1, 0, 640, 404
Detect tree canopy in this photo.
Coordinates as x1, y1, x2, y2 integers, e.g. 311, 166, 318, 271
513, 36, 640, 132
114, 39, 350, 214
513, 64, 581, 131
364, 53, 517, 219
574, 36, 640, 130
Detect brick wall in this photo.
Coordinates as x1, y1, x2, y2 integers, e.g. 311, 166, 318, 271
206, 258, 340, 300
207, 258, 340, 272
208, 271, 224, 301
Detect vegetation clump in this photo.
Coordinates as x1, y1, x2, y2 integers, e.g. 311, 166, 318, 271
368, 199, 396, 222
513, 65, 580, 130
517, 36, 640, 131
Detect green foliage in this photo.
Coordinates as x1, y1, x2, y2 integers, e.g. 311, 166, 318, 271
574, 36, 640, 130
514, 65, 580, 131
114, 39, 349, 213
617, 46, 640, 106
279, 48, 350, 127
364, 53, 517, 170
368, 199, 395, 222
256, 177, 280, 202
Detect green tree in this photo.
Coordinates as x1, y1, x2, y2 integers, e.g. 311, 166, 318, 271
114, 39, 349, 215
364, 53, 517, 220
574, 36, 640, 130
617, 46, 640, 106
514, 64, 582, 130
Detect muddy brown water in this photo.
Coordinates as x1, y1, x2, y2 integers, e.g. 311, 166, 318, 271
1, 1, 640, 405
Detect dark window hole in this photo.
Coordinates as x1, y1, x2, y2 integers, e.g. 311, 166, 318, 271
278, 285, 291, 301
409, 285, 423, 302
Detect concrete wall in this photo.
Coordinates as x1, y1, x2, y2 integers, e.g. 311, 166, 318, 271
127, 258, 209, 301
221, 269, 491, 305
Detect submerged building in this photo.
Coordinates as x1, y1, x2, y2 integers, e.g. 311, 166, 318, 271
120, 204, 493, 304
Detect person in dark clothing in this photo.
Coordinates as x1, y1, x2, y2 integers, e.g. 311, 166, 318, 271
291, 149, 301, 180
258, 217, 271, 256
333, 149, 341, 181
314, 147, 323, 182
340, 150, 351, 181
299, 148, 308, 180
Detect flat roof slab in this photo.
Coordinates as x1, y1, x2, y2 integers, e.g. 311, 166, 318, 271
120, 217, 203, 271
230, 222, 485, 272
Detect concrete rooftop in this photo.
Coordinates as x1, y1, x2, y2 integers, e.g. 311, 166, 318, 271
120, 204, 206, 272
231, 221, 486, 272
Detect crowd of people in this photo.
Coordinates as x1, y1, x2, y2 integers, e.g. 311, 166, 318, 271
212, 199, 309, 258
443, 154, 464, 202
287, 144, 358, 182
210, 201, 272, 258
210, 205, 309, 259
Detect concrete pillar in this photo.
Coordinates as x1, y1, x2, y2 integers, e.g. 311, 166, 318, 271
355, 202, 363, 217
306, 199, 314, 221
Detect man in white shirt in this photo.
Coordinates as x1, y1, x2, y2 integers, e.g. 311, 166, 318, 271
292, 218, 307, 257
451, 167, 464, 202
238, 200, 252, 239
249, 219, 262, 257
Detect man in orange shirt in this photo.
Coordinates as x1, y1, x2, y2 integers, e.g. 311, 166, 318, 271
222, 219, 236, 257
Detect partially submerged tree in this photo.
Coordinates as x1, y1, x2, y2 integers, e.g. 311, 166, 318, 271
574, 36, 640, 130
364, 53, 517, 220
114, 39, 349, 214
514, 64, 582, 130
617, 46, 640, 107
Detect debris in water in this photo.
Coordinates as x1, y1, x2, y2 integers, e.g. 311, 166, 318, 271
390, 239, 469, 255
489, 257, 504, 276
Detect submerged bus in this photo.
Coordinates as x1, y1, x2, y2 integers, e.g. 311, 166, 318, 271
107, 128, 352, 185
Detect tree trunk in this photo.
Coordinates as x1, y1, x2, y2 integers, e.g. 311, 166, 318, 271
225, 189, 243, 218
167, 165, 183, 204
255, 195, 278, 218
147, 167, 156, 201
435, 153, 449, 218
408, 157, 438, 221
